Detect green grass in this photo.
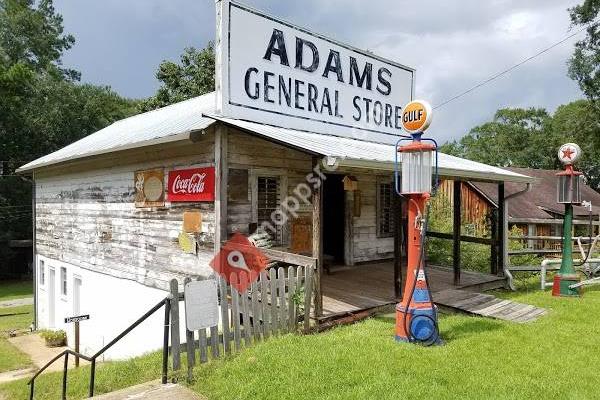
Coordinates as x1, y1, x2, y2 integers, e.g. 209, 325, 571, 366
0, 351, 164, 399
2, 285, 600, 399
0, 305, 33, 373
0, 280, 33, 302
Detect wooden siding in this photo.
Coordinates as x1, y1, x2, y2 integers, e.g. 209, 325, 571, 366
35, 136, 216, 291
438, 179, 494, 235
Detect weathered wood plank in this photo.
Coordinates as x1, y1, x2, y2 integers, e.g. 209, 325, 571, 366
260, 271, 271, 339
230, 273, 242, 351
209, 326, 219, 359
303, 265, 314, 332
278, 267, 287, 332
169, 279, 181, 371
269, 268, 278, 335
198, 328, 208, 363
218, 277, 231, 355
240, 272, 252, 347
250, 281, 262, 342
184, 277, 195, 382
287, 266, 297, 332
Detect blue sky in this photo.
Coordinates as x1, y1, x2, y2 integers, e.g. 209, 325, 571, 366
54, 0, 584, 143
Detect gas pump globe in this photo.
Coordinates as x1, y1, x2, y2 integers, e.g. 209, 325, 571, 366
553, 143, 583, 297
556, 143, 583, 204
398, 141, 435, 194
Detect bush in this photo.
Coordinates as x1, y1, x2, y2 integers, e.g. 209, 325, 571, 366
39, 330, 66, 347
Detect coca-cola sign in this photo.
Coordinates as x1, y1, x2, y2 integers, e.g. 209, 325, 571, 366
168, 167, 215, 202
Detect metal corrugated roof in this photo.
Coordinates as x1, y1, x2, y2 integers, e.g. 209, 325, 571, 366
18, 90, 533, 184
17, 92, 216, 172
205, 114, 534, 184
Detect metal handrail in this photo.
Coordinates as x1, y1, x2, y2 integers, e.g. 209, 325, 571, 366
28, 296, 172, 400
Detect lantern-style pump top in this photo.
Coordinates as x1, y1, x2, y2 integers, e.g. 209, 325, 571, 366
395, 100, 438, 195
557, 143, 583, 205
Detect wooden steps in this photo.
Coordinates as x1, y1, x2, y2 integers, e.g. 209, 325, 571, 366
433, 289, 546, 323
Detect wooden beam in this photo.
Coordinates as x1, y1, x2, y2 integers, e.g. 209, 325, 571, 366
497, 183, 505, 277
214, 124, 228, 253
426, 231, 493, 245
452, 180, 461, 285
393, 192, 402, 298
509, 217, 600, 225
490, 208, 498, 275
312, 156, 324, 317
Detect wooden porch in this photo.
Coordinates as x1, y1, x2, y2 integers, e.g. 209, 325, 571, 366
321, 261, 505, 319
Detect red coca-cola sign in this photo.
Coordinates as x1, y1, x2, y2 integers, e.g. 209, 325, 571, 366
167, 167, 215, 202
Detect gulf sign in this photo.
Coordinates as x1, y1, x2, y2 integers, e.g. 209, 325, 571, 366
168, 167, 215, 202
216, 0, 414, 141
401, 100, 432, 134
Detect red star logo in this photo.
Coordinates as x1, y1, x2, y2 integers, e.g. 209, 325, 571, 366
561, 147, 575, 160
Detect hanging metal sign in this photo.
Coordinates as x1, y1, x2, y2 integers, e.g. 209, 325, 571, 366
184, 280, 219, 331
64, 314, 90, 324
167, 167, 215, 202
558, 143, 582, 165
215, 0, 414, 140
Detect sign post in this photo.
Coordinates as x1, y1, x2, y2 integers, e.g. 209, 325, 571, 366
64, 314, 90, 367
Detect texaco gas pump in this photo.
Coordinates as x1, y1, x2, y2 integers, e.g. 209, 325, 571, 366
553, 143, 583, 297
394, 100, 442, 345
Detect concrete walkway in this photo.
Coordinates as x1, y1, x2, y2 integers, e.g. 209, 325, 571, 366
0, 297, 33, 308
0, 333, 89, 383
93, 380, 205, 400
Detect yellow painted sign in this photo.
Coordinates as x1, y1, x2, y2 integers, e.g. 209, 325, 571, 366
401, 100, 432, 134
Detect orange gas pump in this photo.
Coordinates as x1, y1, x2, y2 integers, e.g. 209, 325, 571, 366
394, 100, 442, 346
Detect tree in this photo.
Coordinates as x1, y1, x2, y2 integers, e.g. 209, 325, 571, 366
441, 102, 600, 191
0, 0, 136, 274
441, 108, 559, 169
568, 0, 600, 104
138, 44, 215, 112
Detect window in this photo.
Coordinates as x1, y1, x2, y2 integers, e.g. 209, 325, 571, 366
60, 267, 67, 296
377, 181, 395, 237
39, 260, 45, 285
257, 176, 282, 244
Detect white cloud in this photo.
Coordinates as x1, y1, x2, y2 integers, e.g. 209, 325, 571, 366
53, 0, 585, 142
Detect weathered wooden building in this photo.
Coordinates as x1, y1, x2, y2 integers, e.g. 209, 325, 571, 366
17, 0, 534, 358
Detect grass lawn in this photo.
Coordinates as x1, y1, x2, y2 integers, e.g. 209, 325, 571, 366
2, 284, 600, 399
0, 280, 33, 302
0, 305, 34, 373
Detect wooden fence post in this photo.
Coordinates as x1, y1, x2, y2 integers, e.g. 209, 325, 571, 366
218, 276, 231, 355
183, 278, 195, 382
303, 265, 314, 333
169, 279, 181, 372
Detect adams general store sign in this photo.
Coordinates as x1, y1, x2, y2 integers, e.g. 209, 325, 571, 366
215, 0, 415, 139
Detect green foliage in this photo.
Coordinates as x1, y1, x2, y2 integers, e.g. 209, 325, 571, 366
568, 0, 600, 104
39, 329, 66, 346
138, 44, 215, 112
0, 0, 137, 273
441, 102, 600, 191
0, 280, 32, 301
440, 108, 559, 169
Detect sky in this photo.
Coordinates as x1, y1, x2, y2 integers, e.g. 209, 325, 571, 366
54, 0, 585, 143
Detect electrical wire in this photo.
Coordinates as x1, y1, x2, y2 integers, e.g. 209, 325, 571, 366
433, 23, 594, 110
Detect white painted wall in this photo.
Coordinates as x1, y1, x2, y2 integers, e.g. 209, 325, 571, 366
36, 254, 185, 360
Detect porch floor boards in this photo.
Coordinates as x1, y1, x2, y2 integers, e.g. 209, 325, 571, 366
321, 261, 505, 318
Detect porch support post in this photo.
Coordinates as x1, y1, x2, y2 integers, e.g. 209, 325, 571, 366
497, 183, 506, 276
214, 124, 228, 251
312, 156, 323, 318
490, 208, 498, 275
452, 180, 461, 285
393, 191, 402, 298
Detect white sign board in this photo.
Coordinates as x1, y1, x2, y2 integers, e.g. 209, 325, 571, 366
184, 280, 219, 331
216, 0, 415, 140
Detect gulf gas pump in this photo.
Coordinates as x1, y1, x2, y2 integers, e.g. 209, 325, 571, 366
553, 143, 584, 297
394, 100, 442, 346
